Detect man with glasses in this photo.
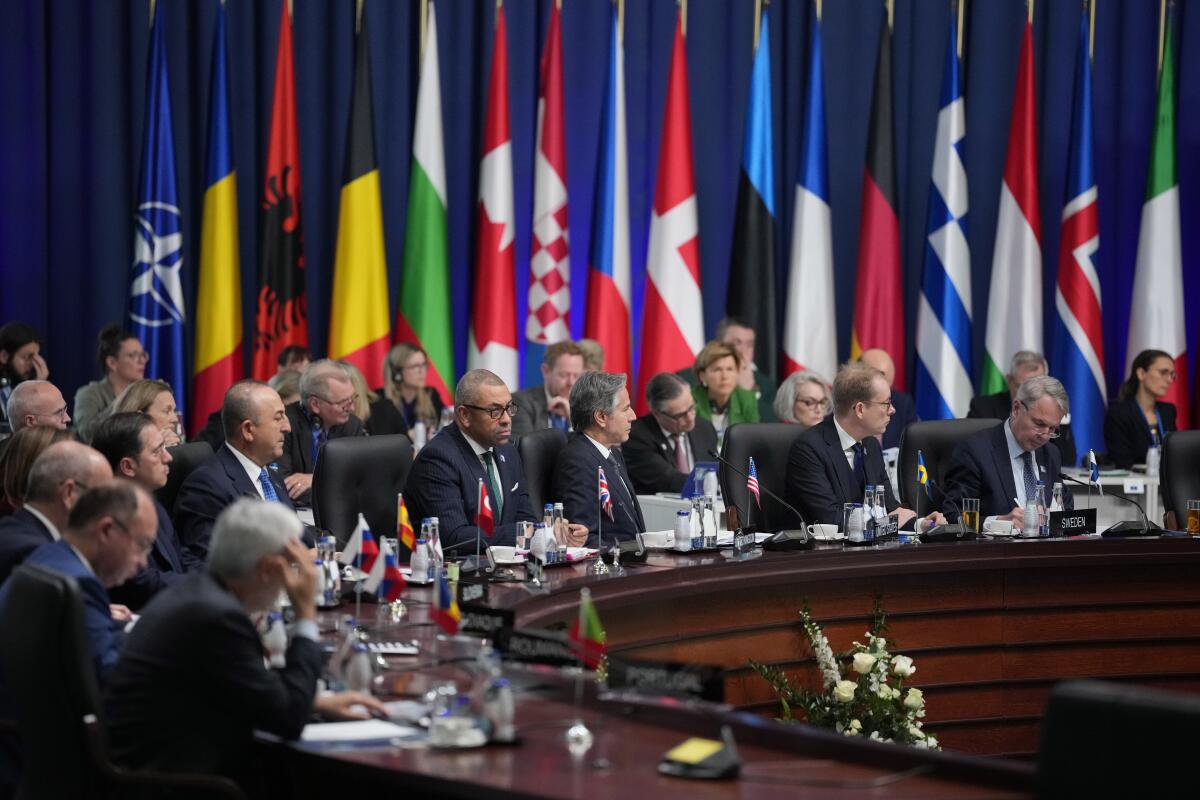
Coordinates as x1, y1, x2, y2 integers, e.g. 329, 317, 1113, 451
788, 362, 943, 528
278, 360, 366, 505
4, 380, 71, 434
968, 350, 1077, 467
405, 369, 544, 549
943, 375, 1074, 524
511, 340, 586, 442
624, 372, 717, 494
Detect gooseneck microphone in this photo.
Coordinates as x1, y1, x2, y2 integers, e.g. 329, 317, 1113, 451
1059, 473, 1160, 536
707, 449, 812, 550
920, 475, 970, 541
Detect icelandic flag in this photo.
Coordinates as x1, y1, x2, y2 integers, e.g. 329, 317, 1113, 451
916, 7, 972, 420
362, 537, 405, 602
475, 478, 495, 537
917, 450, 931, 498
598, 466, 613, 521
747, 457, 761, 508
129, 9, 187, 423
338, 513, 378, 572
1088, 450, 1104, 496
1053, 9, 1105, 464
432, 570, 461, 635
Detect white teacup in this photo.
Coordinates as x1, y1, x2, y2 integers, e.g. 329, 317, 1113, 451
806, 523, 840, 540
984, 519, 1013, 535
489, 546, 520, 562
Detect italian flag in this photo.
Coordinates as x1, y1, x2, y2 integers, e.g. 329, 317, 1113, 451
568, 588, 606, 669
1128, 8, 1188, 428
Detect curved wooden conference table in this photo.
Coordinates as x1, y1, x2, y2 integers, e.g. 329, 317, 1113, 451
269, 535, 1200, 797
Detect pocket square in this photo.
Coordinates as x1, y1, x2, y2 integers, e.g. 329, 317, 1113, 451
510, 482, 519, 492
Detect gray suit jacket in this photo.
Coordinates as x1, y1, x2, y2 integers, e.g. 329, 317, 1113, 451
511, 385, 567, 442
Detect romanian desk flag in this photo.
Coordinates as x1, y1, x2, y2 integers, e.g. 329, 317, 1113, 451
851, 7, 905, 389
338, 513, 378, 572
129, 7, 187, 425
433, 570, 460, 635
193, 3, 243, 435
568, 587, 606, 669
1128, 5, 1188, 428
475, 478, 495, 537
527, 1, 571, 347
747, 457, 761, 508
637, 5, 703, 415
1088, 450, 1104, 496
726, 7, 777, 381
397, 494, 416, 552
329, 14, 391, 388
584, 2, 632, 382
1052, 8, 1105, 462
468, 4, 518, 389
253, 2, 307, 381
917, 450, 930, 498
398, 3, 455, 405
598, 466, 613, 520
363, 538, 405, 602
983, 17, 1041, 396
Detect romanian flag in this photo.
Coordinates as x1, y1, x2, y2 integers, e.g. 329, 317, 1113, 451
568, 587, 606, 669
475, 479, 495, 537
329, 14, 391, 387
193, 3, 242, 434
433, 570, 460, 635
397, 494, 416, 552
916, 450, 930, 498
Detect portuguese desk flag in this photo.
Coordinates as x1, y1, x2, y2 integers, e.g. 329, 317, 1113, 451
328, 16, 391, 384
397, 2, 454, 405
568, 587, 606, 669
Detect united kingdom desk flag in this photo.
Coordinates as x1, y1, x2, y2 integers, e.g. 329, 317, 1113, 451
433, 570, 461, 635
598, 466, 613, 520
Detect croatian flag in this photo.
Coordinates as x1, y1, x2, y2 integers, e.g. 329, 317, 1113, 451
747, 457, 761, 508
598, 466, 613, 521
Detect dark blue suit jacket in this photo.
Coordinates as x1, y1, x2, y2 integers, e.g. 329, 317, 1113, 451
554, 433, 645, 545
109, 498, 190, 611
0, 508, 54, 585
942, 422, 1073, 519
174, 444, 302, 565
787, 416, 899, 526
882, 390, 918, 451
404, 425, 536, 549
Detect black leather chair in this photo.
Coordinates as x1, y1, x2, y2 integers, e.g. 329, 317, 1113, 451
1161, 430, 1200, 527
719, 423, 806, 531
898, 419, 1000, 510
517, 427, 567, 511
0, 564, 243, 799
312, 434, 414, 548
159, 440, 213, 515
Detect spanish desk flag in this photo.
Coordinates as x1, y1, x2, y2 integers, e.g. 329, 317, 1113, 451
329, 12, 391, 386
193, 2, 243, 434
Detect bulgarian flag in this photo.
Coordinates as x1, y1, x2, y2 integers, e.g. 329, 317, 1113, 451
568, 587, 606, 669
397, 2, 454, 406
1128, 6, 1188, 428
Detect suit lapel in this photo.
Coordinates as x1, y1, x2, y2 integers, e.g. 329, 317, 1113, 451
989, 425, 1018, 505
610, 447, 643, 530
821, 419, 854, 500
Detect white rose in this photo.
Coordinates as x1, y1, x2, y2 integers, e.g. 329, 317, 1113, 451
876, 685, 891, 699
891, 655, 915, 677
908, 725, 925, 739
904, 688, 924, 710
891, 686, 902, 700
874, 637, 886, 651
849, 719, 862, 732
833, 680, 857, 703
852, 652, 876, 674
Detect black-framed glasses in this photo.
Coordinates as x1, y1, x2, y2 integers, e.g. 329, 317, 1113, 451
862, 398, 894, 410
795, 397, 825, 410
461, 403, 518, 420
660, 404, 696, 422
1019, 400, 1062, 439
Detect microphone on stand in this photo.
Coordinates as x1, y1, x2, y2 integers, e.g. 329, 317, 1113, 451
707, 449, 812, 551
1060, 473, 1160, 536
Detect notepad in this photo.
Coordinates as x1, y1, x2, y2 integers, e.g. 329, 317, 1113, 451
300, 719, 418, 742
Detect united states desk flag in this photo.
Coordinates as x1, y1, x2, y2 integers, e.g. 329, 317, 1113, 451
585, 2, 632, 382
916, 5, 971, 421
397, 493, 416, 552
569, 587, 606, 669
253, 2, 307, 381
129, 7, 186, 424
747, 457, 761, 508
193, 3, 242, 435
363, 537, 405, 603
1053, 8, 1105, 462
433, 570, 461, 635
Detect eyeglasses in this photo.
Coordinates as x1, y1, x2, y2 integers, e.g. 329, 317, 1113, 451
1019, 400, 1062, 438
660, 404, 696, 422
122, 350, 149, 362
862, 398, 894, 410
110, 515, 154, 556
795, 397, 825, 410
401, 361, 429, 372
461, 403, 518, 420
1149, 367, 1177, 380
316, 393, 357, 411
36, 405, 70, 422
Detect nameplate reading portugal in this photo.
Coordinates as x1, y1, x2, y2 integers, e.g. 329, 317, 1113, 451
1050, 508, 1097, 536
458, 603, 513, 637
606, 657, 725, 702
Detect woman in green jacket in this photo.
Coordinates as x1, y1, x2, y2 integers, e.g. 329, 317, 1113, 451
692, 340, 759, 443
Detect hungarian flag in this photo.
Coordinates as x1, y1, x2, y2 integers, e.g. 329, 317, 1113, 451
193, 2, 242, 434
636, 6, 703, 415
329, 16, 391, 385
983, 19, 1041, 395
398, 3, 454, 405
851, 9, 905, 389
433, 570, 461, 635
1129, 7, 1188, 428
568, 587, 606, 669
252, 3, 307, 381
468, 6, 518, 388
475, 478, 495, 537
363, 537, 405, 602
397, 493, 416, 552
782, 6, 836, 381
527, 2, 571, 346
726, 8, 777, 381
585, 3, 632, 382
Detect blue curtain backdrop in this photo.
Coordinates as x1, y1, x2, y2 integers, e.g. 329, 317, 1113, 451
0, 0, 1197, 414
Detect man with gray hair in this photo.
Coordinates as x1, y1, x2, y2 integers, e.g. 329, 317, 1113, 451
0, 440, 112, 584
554, 371, 644, 544
623, 372, 717, 494
278, 359, 366, 504
944, 375, 1074, 523
968, 350, 1077, 466
106, 499, 384, 786
4, 380, 71, 434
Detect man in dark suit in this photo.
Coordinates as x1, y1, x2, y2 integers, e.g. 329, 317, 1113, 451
0, 440, 112, 584
106, 499, 383, 786
406, 370, 553, 550
277, 360, 366, 505
555, 371, 645, 545
858, 349, 918, 452
175, 380, 308, 565
624, 373, 718, 494
92, 412, 195, 609
945, 375, 1074, 524
511, 340, 585, 441
968, 350, 1077, 467
788, 362, 943, 528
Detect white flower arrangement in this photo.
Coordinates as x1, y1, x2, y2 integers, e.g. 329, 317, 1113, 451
749, 602, 939, 750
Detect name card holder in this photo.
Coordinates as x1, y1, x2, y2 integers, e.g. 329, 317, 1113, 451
1050, 508, 1097, 537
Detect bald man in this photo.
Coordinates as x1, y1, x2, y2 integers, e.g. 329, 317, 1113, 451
858, 349, 918, 452
5, 380, 71, 434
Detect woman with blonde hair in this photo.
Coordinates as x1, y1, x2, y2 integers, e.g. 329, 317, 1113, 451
369, 343, 445, 437
112, 379, 182, 447
692, 340, 759, 440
